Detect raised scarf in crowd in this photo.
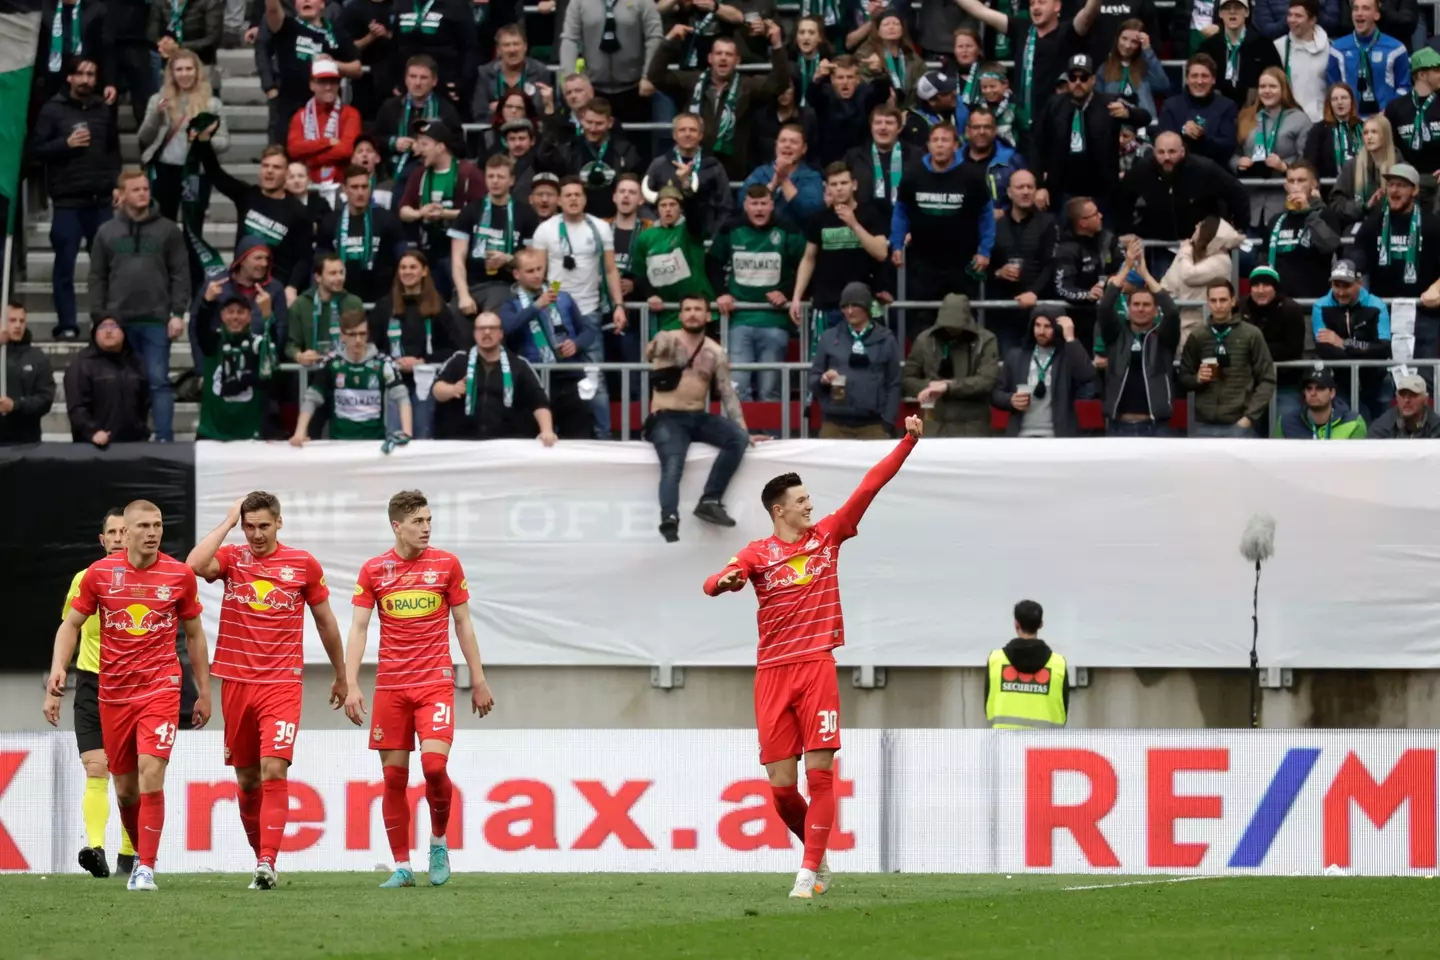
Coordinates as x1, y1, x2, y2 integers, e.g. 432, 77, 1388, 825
690, 69, 741, 154
49, 0, 83, 73
516, 287, 562, 363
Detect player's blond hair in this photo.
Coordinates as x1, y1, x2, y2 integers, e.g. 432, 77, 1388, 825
388, 490, 429, 524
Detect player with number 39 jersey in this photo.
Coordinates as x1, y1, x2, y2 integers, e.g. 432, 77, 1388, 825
344, 490, 495, 890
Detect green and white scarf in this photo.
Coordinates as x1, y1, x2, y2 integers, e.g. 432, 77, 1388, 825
1332, 120, 1362, 171
302, 97, 341, 181
884, 51, 906, 91
158, 120, 226, 282
1355, 32, 1378, 111
1267, 209, 1304, 265
474, 195, 516, 258
48, 0, 83, 73
1409, 90, 1435, 151
1379, 205, 1422, 285
797, 53, 818, 107
337, 203, 374, 270
399, 0, 441, 35
871, 142, 901, 202
465, 345, 513, 413
1069, 101, 1087, 153
1224, 28, 1245, 86
691, 70, 741, 154
960, 63, 979, 106
1016, 24, 1037, 131
167, 0, 187, 42
516, 288, 561, 363
214, 320, 275, 399
392, 94, 439, 180
386, 307, 433, 359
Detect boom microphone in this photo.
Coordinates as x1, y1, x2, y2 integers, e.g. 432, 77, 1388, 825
1239, 513, 1277, 729
1240, 514, 1277, 564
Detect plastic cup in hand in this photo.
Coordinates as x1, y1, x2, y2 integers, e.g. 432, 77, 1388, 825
831, 374, 847, 401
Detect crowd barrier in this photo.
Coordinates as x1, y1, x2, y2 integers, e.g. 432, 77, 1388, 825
3, 729, 1435, 876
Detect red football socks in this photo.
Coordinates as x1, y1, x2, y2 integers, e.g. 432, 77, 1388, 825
802, 769, 835, 872
770, 784, 809, 841
237, 786, 262, 857
138, 791, 165, 868
258, 779, 289, 866
420, 753, 451, 839
381, 765, 411, 862
118, 800, 140, 861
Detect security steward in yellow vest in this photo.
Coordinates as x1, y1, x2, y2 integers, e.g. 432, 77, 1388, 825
985, 599, 1068, 729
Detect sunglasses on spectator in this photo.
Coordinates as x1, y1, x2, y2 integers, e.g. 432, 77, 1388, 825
1067, 72, 1092, 83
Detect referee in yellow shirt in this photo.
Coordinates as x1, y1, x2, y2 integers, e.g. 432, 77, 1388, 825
42, 508, 135, 878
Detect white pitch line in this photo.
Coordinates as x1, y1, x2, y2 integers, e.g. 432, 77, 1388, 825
1063, 876, 1221, 892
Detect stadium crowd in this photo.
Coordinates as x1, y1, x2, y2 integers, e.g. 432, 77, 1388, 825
8, 0, 1440, 460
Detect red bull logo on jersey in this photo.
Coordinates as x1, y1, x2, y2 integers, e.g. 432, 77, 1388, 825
101, 604, 174, 637
381, 590, 442, 619
762, 548, 834, 590
224, 579, 301, 613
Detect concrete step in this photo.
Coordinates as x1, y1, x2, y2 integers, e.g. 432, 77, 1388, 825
42, 401, 200, 439
117, 105, 270, 136
23, 195, 243, 226
23, 249, 236, 283
28, 219, 237, 250
120, 132, 272, 164
35, 336, 195, 371
224, 76, 271, 107
217, 48, 260, 79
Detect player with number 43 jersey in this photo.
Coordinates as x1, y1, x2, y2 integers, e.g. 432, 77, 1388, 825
704, 417, 923, 901
188, 491, 347, 891
344, 489, 495, 890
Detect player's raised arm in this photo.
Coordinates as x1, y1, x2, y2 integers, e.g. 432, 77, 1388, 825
182, 616, 213, 729
450, 602, 495, 717
704, 553, 752, 596
343, 604, 372, 726
187, 497, 243, 581
830, 415, 923, 538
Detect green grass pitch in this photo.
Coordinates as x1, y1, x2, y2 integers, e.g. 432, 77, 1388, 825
0, 873, 1431, 959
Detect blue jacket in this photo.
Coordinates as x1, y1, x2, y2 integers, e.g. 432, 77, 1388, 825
498, 289, 595, 366
1311, 287, 1391, 358
1158, 92, 1238, 166
1328, 31, 1411, 116
741, 162, 825, 232
1095, 47, 1170, 119
966, 142, 1026, 212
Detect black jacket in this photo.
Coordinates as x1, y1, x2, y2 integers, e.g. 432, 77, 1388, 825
34, 1, 111, 101
642, 153, 734, 236
1259, 202, 1343, 300
28, 91, 121, 208
992, 311, 1096, 438
846, 141, 920, 222
537, 135, 645, 220
373, 94, 465, 181
989, 208, 1058, 299
1116, 153, 1252, 242
315, 205, 409, 305
1053, 227, 1123, 304
1241, 295, 1309, 387
63, 328, 150, 443
0, 329, 55, 445
1097, 282, 1183, 421
807, 76, 893, 166
369, 296, 467, 365
1197, 29, 1283, 111
1031, 93, 1151, 206
147, 0, 225, 63
1355, 206, 1440, 299
433, 348, 550, 440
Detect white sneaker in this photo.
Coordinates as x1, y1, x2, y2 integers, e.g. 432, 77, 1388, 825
788, 868, 816, 900
252, 862, 277, 890
815, 855, 832, 895
128, 865, 158, 891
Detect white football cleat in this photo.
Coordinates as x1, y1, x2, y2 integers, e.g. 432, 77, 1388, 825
788, 868, 816, 900
252, 862, 277, 890
128, 865, 158, 891
815, 855, 832, 895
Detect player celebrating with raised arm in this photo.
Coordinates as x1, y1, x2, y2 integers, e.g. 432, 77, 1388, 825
42, 508, 136, 879
187, 491, 347, 890
45, 500, 213, 892
704, 416, 923, 900
343, 490, 495, 889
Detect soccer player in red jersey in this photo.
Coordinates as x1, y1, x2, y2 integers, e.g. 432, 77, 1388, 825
187, 490, 347, 890
704, 416, 923, 899
343, 489, 495, 888
45, 500, 214, 892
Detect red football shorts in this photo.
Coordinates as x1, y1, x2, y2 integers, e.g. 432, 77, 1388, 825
100, 689, 181, 776
753, 659, 841, 765
222, 680, 304, 768
369, 684, 455, 751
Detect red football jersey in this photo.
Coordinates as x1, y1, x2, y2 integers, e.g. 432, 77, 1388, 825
353, 547, 469, 690
705, 435, 917, 668
209, 543, 329, 684
69, 552, 203, 703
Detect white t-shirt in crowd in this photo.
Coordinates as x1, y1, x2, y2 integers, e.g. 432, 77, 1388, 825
531, 213, 615, 315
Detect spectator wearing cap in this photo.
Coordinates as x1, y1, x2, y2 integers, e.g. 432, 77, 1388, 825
1275, 0, 1334, 123
1274, 366, 1367, 436
1178, 279, 1277, 437
1313, 258, 1392, 417
375, 55, 465, 191
1233, 67, 1314, 229
348, 135, 395, 209
1158, 55, 1240, 165
1327, 0, 1409, 119
988, 170, 1058, 358
742, 123, 824, 231
1097, 245, 1183, 436
1198, 0, 1284, 111
901, 69, 963, 150
259, 0, 361, 146
957, 0, 1103, 136
802, 54, 893, 168
287, 58, 361, 186
63, 315, 149, 446
1369, 373, 1440, 437
561, 0, 664, 128
1054, 196, 1126, 353
528, 171, 561, 221
809, 283, 902, 439
195, 294, 277, 442
631, 184, 714, 332
398, 120, 486, 300
1357, 163, 1440, 359
1118, 132, 1253, 251
902, 293, 999, 437
891, 122, 994, 312
1032, 53, 1150, 220
1242, 264, 1310, 423
1259, 158, 1343, 299
993, 307, 1096, 438
1385, 46, 1440, 179
646, 22, 789, 181
642, 113, 734, 237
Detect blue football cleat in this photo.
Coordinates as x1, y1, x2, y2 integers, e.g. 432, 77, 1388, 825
379, 867, 415, 888
428, 842, 450, 886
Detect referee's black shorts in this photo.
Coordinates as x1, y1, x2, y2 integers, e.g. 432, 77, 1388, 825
74, 669, 103, 755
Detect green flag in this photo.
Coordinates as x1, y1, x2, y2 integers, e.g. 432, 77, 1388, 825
0, 0, 41, 242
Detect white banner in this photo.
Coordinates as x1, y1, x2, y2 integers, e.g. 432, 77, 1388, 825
195, 440, 1440, 669
8, 730, 1438, 876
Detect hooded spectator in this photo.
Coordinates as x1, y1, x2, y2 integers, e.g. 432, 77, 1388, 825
0, 302, 56, 445
809, 283, 902, 440
1161, 215, 1246, 347
1118, 132, 1253, 242
64, 317, 149, 445
993, 306, 1096, 438
1368, 373, 1440, 438
1158, 54, 1239, 164
901, 294, 999, 438
191, 237, 290, 369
